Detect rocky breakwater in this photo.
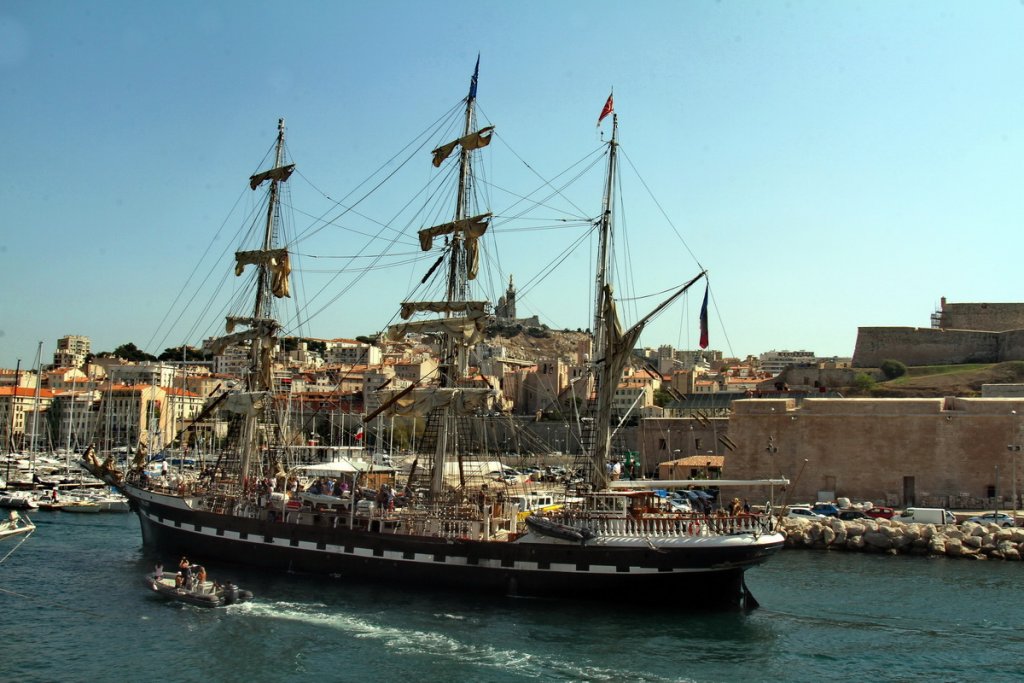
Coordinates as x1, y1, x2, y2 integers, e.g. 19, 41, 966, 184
779, 517, 1024, 560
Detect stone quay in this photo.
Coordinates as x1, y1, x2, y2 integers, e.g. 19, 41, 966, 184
778, 516, 1024, 560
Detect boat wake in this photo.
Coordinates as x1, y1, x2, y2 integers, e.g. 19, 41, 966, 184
241, 600, 693, 682
758, 606, 1024, 644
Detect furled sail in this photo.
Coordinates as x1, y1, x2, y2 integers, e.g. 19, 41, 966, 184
222, 391, 272, 416
222, 317, 280, 339
417, 213, 491, 280
600, 287, 646, 392
399, 300, 488, 320
589, 286, 646, 487
431, 126, 495, 167
589, 274, 705, 487
248, 163, 295, 190
234, 249, 291, 298
215, 318, 281, 390
386, 316, 487, 344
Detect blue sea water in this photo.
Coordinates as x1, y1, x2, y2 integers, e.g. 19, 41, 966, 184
2, 512, 1023, 682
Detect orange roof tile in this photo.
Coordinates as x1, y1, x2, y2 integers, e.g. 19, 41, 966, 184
0, 387, 55, 398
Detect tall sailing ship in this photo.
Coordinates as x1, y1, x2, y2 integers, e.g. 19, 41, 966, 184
84, 63, 786, 608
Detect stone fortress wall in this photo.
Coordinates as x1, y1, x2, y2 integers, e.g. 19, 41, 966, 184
724, 396, 1024, 509
852, 299, 1024, 368
938, 302, 1024, 332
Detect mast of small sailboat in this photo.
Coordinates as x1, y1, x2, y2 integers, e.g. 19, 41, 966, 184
29, 341, 42, 471
6, 360, 19, 456
65, 371, 75, 460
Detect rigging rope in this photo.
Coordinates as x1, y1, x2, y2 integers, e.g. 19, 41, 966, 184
0, 528, 34, 565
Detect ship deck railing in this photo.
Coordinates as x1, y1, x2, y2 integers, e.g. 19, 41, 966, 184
546, 511, 774, 538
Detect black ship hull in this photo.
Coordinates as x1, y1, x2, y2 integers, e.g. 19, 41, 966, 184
130, 492, 783, 609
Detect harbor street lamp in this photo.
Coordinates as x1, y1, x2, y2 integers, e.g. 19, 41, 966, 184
1010, 410, 1021, 519
1009, 444, 1022, 518
995, 465, 1000, 518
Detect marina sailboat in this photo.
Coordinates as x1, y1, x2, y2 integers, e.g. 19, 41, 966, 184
0, 509, 35, 543
83, 63, 786, 609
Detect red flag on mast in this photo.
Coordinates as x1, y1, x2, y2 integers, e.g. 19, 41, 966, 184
597, 92, 614, 125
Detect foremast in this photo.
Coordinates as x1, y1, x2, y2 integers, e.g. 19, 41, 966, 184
217, 118, 295, 487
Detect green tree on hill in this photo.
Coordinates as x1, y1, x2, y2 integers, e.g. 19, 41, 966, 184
654, 388, 674, 407
110, 343, 157, 362
880, 359, 908, 380
158, 345, 209, 362
853, 373, 876, 391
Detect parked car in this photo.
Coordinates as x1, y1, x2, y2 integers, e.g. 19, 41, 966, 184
811, 502, 840, 517
893, 507, 956, 525
667, 498, 694, 513
966, 512, 1017, 528
864, 506, 895, 519
838, 510, 871, 521
786, 506, 826, 521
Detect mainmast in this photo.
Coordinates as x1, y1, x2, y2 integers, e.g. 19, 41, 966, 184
396, 58, 496, 496
433, 60, 479, 495
447, 64, 478, 308
442, 62, 480, 384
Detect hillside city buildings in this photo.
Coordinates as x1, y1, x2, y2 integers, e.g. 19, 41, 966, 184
5, 297, 1024, 510
1, 331, 830, 456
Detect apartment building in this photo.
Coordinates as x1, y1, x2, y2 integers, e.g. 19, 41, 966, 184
53, 335, 91, 369
325, 339, 381, 367
0, 386, 55, 451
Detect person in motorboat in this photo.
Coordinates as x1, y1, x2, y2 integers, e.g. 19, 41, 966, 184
178, 556, 192, 585
146, 562, 253, 607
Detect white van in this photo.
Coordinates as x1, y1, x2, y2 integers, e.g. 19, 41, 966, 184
894, 507, 956, 525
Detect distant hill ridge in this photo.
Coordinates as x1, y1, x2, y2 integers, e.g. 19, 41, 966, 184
484, 323, 590, 364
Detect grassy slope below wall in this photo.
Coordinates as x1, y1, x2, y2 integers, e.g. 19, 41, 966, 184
863, 361, 1024, 397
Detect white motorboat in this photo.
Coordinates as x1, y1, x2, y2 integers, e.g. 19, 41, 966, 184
144, 565, 253, 607
0, 491, 39, 510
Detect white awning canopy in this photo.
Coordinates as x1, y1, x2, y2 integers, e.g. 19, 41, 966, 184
293, 459, 393, 477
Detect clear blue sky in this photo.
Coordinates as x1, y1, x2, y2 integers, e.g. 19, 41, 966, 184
2, 1, 1022, 371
